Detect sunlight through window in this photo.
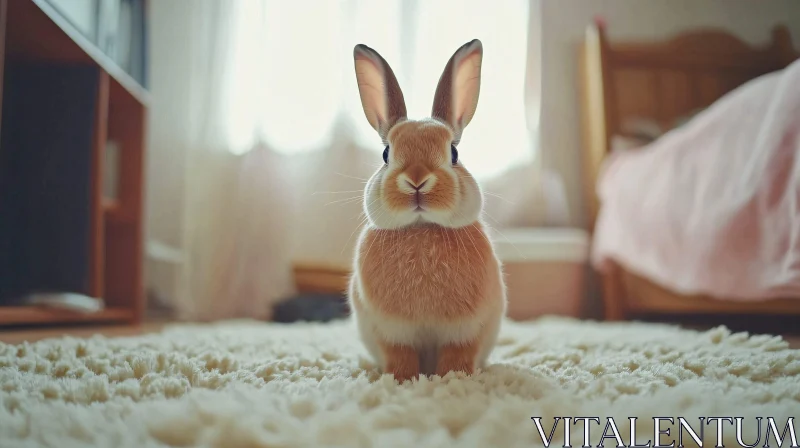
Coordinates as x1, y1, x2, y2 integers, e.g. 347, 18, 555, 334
223, 0, 533, 179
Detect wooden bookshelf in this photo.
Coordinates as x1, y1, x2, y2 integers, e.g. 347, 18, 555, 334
0, 0, 148, 326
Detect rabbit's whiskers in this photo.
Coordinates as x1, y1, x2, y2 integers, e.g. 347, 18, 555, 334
482, 191, 515, 205
324, 196, 364, 206
312, 190, 366, 195
341, 196, 381, 255
481, 211, 527, 261
335, 172, 370, 182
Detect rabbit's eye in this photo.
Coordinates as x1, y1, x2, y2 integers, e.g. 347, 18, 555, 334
451, 145, 458, 165
383, 146, 389, 164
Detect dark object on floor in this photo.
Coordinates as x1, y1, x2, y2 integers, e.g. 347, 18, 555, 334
272, 293, 349, 323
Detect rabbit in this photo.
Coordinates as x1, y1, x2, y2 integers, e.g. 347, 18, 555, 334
348, 39, 507, 383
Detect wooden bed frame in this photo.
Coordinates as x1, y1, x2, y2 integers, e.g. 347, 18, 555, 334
579, 21, 800, 321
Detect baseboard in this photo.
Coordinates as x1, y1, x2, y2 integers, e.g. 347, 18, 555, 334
293, 262, 350, 294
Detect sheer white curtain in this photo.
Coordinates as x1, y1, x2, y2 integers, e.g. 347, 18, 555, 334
147, 0, 555, 320
223, 0, 532, 178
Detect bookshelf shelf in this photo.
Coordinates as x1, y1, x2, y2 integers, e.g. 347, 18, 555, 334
0, 0, 148, 327
1, 306, 134, 326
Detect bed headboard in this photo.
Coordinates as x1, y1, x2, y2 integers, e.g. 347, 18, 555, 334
580, 22, 798, 230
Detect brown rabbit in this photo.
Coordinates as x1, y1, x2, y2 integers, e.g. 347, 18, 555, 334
348, 40, 506, 383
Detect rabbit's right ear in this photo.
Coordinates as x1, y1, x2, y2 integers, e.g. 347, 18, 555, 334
432, 39, 483, 144
354, 45, 407, 142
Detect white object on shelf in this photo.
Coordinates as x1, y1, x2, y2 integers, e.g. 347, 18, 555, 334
146, 239, 184, 264
23, 293, 104, 313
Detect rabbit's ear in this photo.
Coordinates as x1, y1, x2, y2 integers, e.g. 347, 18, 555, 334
431, 39, 483, 143
354, 44, 407, 141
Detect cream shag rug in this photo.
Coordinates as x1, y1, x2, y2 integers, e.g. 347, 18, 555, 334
1, 317, 799, 448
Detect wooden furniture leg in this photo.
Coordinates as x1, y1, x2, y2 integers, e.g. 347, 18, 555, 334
602, 260, 627, 321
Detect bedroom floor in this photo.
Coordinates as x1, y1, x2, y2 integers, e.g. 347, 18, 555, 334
1, 320, 799, 348
2, 316, 798, 446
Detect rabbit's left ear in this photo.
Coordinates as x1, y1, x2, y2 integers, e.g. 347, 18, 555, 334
354, 44, 407, 142
431, 39, 483, 143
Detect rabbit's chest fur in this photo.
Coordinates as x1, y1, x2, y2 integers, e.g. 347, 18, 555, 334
356, 223, 499, 321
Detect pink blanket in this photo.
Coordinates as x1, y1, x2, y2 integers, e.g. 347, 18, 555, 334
592, 59, 800, 301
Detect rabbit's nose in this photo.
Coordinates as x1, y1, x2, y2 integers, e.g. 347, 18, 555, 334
397, 168, 437, 194
406, 179, 428, 191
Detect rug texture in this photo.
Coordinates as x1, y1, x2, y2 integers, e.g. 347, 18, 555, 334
1, 317, 799, 447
